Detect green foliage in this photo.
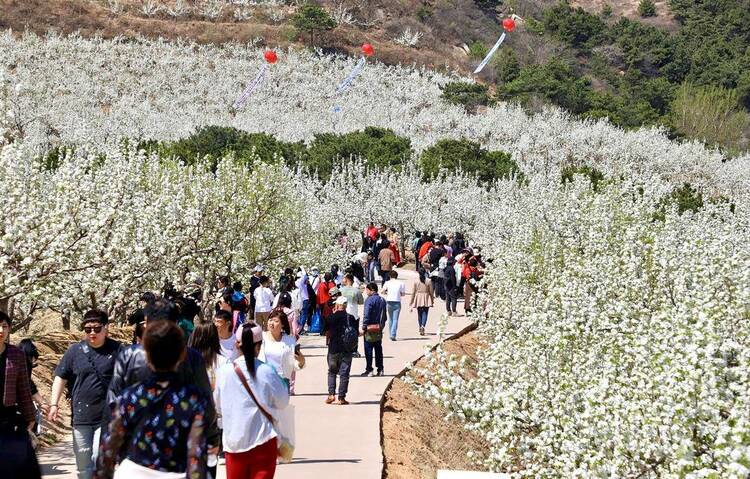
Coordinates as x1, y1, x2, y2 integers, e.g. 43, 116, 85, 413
638, 0, 656, 17
561, 165, 605, 191
542, 3, 607, 49
416, 5, 432, 22
162, 126, 307, 170
669, 83, 750, 151
38, 145, 72, 171
420, 138, 522, 183
306, 127, 412, 180
159, 126, 412, 181
494, 48, 521, 83
601, 4, 613, 18
500, 59, 593, 114
468, 41, 489, 60
653, 183, 704, 221
441, 81, 494, 113
291, 3, 337, 45
504, 0, 750, 150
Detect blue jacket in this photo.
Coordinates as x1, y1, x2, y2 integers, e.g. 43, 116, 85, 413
363, 294, 387, 330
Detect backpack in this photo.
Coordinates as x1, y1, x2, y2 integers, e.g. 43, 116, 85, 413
342, 315, 358, 353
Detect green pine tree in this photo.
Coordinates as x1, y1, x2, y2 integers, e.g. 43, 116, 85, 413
291, 3, 337, 46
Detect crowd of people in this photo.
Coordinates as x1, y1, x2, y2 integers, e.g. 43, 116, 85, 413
0, 223, 486, 479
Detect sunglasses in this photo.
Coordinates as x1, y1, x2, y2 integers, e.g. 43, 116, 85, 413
83, 326, 104, 334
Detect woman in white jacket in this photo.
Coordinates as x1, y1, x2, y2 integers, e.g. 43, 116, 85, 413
259, 309, 305, 393
214, 323, 289, 479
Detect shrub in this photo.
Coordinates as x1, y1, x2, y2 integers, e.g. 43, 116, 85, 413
654, 183, 704, 220
494, 48, 521, 83
542, 4, 607, 49
162, 126, 306, 170
468, 40, 489, 60
669, 83, 750, 151
416, 5, 432, 22
601, 4, 613, 18
441, 81, 493, 113
291, 3, 337, 45
420, 138, 521, 183
638, 0, 656, 18
561, 165, 605, 191
306, 127, 412, 180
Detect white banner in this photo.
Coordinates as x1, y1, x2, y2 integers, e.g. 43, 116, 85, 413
473, 32, 506, 74
233, 63, 269, 109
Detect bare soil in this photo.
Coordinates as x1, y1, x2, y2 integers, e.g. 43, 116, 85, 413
570, 0, 678, 30
381, 325, 491, 479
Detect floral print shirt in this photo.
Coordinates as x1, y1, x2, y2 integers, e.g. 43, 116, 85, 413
96, 372, 207, 479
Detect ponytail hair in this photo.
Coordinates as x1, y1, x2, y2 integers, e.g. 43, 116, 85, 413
240, 322, 263, 378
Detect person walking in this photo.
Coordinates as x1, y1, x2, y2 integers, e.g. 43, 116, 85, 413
444, 258, 459, 316
96, 320, 209, 479
187, 322, 229, 479
360, 283, 386, 377
381, 270, 406, 341
339, 273, 364, 358
410, 270, 435, 336
259, 310, 305, 393
0, 311, 41, 479
323, 297, 359, 405
253, 276, 274, 328
214, 324, 290, 479
18, 338, 47, 432
214, 310, 239, 361
295, 267, 312, 334
49, 309, 123, 479
106, 299, 218, 462
378, 241, 395, 285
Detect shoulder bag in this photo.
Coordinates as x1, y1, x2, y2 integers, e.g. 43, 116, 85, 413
233, 364, 294, 463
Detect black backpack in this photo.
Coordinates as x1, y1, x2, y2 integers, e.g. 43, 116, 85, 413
342, 315, 358, 353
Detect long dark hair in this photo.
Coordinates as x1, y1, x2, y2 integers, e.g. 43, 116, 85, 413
241, 323, 262, 378
418, 269, 427, 284
188, 322, 221, 368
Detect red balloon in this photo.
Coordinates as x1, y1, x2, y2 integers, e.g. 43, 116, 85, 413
264, 50, 278, 64
502, 17, 516, 32
361, 43, 374, 57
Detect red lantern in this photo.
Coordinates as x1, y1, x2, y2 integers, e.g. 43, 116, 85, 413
264, 50, 278, 64
502, 17, 516, 32
362, 43, 374, 57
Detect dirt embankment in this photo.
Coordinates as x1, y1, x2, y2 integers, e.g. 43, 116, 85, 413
381, 323, 490, 479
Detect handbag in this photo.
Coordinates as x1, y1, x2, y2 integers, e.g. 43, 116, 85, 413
364, 323, 383, 342
233, 364, 294, 463
366, 324, 381, 333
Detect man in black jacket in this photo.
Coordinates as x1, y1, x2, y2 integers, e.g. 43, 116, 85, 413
104, 298, 219, 451
322, 297, 359, 405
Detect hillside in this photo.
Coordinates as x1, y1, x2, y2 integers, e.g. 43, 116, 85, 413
2, 0, 749, 152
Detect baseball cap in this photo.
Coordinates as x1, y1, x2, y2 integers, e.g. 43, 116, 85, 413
254, 265, 264, 272
334, 296, 348, 305
329, 287, 340, 296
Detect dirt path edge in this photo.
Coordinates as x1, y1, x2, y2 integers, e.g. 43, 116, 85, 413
379, 321, 479, 479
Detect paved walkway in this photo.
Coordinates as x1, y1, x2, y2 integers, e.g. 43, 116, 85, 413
40, 268, 470, 479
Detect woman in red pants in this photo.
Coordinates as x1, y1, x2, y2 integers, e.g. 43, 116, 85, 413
214, 323, 290, 479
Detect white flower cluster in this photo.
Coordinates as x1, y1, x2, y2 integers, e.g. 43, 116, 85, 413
0, 142, 346, 320
1, 32, 749, 475
1, 32, 748, 197
410, 177, 750, 477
